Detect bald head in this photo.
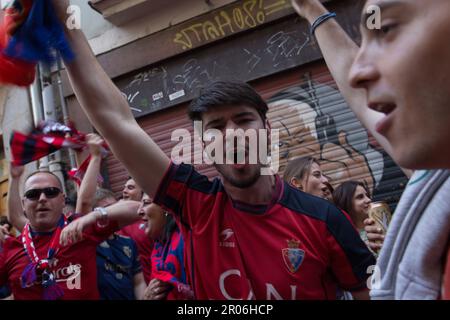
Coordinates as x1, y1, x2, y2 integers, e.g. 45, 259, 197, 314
25, 171, 63, 191
22, 171, 65, 232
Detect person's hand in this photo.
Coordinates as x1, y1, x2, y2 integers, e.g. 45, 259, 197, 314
364, 218, 385, 252
86, 133, 104, 158
9, 163, 24, 179
0, 225, 10, 245
143, 278, 172, 300
60, 213, 97, 246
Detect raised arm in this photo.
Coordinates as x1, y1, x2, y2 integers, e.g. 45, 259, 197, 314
60, 200, 142, 246
52, 1, 170, 197
291, 0, 411, 177
7, 164, 28, 231
75, 133, 104, 215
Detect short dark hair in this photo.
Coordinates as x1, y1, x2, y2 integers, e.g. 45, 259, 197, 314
333, 180, 370, 217
25, 171, 63, 190
188, 81, 268, 122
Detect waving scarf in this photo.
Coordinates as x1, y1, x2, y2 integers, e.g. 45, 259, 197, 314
10, 120, 86, 166
10, 120, 108, 185
0, 0, 74, 86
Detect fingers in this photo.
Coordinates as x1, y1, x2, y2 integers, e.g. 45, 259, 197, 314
366, 232, 384, 242
60, 228, 68, 246
60, 222, 84, 246
144, 281, 171, 300
365, 225, 384, 235
10, 162, 25, 178
364, 218, 375, 226
86, 134, 105, 156
368, 242, 383, 252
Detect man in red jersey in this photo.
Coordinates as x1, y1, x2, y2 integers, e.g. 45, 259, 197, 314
51, 0, 375, 299
0, 171, 141, 300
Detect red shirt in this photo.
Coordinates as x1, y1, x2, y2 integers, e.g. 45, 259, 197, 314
0, 220, 118, 300
119, 220, 153, 284
154, 163, 376, 300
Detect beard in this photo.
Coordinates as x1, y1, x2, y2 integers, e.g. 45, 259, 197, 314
214, 163, 262, 189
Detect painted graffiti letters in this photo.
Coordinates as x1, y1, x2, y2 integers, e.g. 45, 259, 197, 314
173, 0, 291, 51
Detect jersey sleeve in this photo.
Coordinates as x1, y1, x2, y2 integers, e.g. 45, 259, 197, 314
325, 206, 377, 291
153, 162, 219, 230
82, 219, 120, 244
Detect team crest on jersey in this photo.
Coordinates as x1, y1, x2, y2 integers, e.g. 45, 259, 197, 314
123, 246, 132, 258
282, 239, 305, 273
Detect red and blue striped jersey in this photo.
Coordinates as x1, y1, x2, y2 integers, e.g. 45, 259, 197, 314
154, 163, 376, 300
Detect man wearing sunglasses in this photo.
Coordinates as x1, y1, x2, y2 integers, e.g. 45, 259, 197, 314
0, 170, 142, 300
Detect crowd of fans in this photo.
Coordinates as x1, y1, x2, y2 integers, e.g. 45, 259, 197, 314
0, 0, 449, 300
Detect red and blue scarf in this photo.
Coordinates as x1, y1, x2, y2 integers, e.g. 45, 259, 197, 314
151, 227, 194, 300
0, 0, 74, 86
21, 215, 67, 300
10, 120, 86, 166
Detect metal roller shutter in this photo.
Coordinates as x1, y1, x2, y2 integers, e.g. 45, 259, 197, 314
106, 61, 408, 209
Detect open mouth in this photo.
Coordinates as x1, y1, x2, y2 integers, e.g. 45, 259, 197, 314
369, 102, 397, 135
368, 102, 397, 115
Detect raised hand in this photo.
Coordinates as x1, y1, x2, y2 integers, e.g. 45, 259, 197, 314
364, 218, 385, 253
9, 163, 25, 179
86, 133, 105, 158
60, 213, 97, 246
143, 278, 172, 300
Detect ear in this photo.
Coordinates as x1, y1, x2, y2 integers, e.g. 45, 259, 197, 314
290, 177, 303, 190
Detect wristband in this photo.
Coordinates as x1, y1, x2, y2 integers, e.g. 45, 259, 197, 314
310, 12, 337, 36
94, 206, 109, 227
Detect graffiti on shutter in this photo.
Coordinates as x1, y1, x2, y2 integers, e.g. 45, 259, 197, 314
266, 71, 408, 210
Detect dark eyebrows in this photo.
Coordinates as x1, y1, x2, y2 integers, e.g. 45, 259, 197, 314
360, 0, 407, 28
205, 111, 257, 129
204, 118, 224, 130
233, 111, 257, 119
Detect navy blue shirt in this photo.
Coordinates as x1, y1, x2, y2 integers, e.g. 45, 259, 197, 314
96, 233, 142, 300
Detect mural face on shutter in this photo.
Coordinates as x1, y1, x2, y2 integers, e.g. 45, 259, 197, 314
267, 74, 378, 195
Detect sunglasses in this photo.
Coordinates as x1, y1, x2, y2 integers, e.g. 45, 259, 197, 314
24, 187, 62, 200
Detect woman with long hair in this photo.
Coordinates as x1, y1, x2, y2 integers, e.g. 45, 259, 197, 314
140, 195, 193, 300
283, 156, 331, 200
333, 181, 372, 245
